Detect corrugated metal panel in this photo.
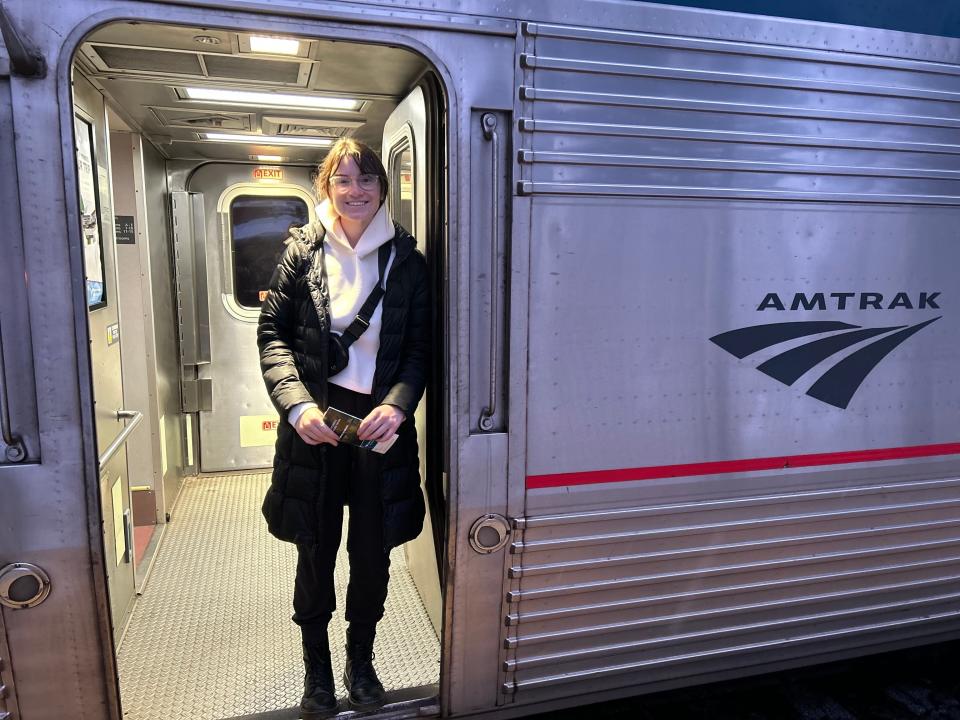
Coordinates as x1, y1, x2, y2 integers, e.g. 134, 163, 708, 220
518, 22, 960, 204
505, 476, 960, 697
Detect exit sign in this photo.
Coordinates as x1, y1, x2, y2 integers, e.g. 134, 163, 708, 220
253, 167, 283, 180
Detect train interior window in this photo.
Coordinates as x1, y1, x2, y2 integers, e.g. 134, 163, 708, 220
69, 19, 444, 720
229, 194, 309, 309
389, 142, 415, 235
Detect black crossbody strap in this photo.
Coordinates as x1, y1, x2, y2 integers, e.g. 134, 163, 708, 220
339, 241, 392, 346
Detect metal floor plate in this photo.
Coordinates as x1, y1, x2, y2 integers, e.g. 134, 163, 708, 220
117, 473, 440, 720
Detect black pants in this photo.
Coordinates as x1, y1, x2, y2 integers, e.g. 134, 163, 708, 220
292, 383, 391, 642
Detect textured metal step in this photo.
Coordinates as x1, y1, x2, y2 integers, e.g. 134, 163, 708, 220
117, 473, 439, 720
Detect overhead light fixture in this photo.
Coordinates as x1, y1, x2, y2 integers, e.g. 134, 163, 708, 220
193, 35, 222, 45
255, 154, 284, 162
183, 87, 360, 111
249, 35, 302, 55
203, 132, 333, 147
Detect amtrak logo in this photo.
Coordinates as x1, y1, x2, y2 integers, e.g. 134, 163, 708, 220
710, 315, 941, 410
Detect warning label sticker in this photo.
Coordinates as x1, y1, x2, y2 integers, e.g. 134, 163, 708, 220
240, 415, 281, 447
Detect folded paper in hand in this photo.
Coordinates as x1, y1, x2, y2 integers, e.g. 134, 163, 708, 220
322, 406, 398, 454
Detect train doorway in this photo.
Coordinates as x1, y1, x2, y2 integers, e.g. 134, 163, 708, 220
70, 16, 447, 720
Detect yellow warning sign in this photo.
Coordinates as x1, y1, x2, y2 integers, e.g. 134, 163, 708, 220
240, 414, 281, 447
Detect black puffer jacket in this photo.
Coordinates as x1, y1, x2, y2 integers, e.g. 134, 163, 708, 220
257, 219, 429, 549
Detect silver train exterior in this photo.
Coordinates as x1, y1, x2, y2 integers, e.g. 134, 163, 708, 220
2, 0, 960, 718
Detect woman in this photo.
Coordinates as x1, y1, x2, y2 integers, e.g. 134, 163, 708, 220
258, 138, 429, 718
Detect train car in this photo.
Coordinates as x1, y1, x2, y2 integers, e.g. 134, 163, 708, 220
1, 1, 960, 718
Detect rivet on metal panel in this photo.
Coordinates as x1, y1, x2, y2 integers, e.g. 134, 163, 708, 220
3, 444, 25, 463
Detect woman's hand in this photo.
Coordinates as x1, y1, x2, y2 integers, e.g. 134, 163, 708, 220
358, 404, 405, 442
294, 407, 340, 446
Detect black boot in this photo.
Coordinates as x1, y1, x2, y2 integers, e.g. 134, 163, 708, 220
343, 624, 386, 711
300, 634, 338, 719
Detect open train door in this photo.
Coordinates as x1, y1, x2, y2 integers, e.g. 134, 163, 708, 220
382, 84, 443, 634
379, 56, 525, 713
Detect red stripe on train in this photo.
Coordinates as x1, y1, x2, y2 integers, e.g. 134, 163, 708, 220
525, 441, 960, 489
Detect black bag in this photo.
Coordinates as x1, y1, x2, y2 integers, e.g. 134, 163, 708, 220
323, 241, 392, 376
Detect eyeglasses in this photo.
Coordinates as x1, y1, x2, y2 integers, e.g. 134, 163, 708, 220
329, 174, 379, 191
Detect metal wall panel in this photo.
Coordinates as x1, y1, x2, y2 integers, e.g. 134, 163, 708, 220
137, 139, 186, 517
518, 22, 960, 204
524, 200, 960, 475
518, 21, 960, 476
514, 15, 960, 706
111, 132, 158, 512
0, 4, 130, 715
74, 71, 139, 634
507, 476, 960, 699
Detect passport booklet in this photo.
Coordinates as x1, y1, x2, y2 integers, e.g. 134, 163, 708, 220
322, 406, 398, 454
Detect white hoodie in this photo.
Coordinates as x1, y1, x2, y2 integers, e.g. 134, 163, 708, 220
288, 199, 395, 426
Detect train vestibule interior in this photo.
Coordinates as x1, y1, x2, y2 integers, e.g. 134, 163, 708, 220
69, 19, 444, 720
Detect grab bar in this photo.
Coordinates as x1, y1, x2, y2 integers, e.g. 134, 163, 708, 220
0, 318, 26, 463
478, 112, 500, 432
98, 409, 143, 467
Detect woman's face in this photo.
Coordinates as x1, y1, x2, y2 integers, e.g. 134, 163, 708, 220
328, 155, 381, 227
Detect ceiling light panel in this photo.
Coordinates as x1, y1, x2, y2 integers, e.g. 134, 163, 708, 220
202, 132, 333, 147
249, 36, 302, 55
182, 86, 361, 111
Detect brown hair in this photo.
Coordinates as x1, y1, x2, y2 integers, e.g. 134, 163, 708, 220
314, 137, 388, 205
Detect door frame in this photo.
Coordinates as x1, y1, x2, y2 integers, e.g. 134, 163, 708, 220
51, 3, 495, 719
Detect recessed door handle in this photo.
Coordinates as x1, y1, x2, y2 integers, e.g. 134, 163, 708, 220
0, 318, 26, 463
479, 113, 500, 432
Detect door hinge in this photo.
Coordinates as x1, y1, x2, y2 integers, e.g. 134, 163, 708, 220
0, 4, 46, 78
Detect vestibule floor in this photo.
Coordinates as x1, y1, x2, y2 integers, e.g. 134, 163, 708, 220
117, 472, 440, 720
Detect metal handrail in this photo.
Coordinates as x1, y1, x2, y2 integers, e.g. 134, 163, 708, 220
478, 112, 500, 432
0, 317, 26, 463
98, 409, 143, 467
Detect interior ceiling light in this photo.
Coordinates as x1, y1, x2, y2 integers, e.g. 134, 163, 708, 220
193, 35, 222, 45
203, 132, 333, 147
183, 87, 360, 111
249, 35, 302, 55
255, 154, 284, 162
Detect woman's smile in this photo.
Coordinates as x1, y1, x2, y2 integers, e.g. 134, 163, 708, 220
329, 156, 380, 235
